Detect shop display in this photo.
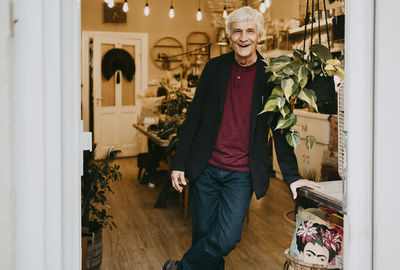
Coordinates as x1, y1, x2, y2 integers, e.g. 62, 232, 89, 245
288, 208, 343, 269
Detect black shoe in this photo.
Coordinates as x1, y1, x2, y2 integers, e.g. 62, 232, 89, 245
162, 260, 179, 270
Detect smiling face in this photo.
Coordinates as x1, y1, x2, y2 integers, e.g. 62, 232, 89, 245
228, 20, 261, 66
300, 242, 330, 266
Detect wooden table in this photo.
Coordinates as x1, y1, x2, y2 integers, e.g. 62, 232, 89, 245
298, 180, 343, 213
133, 123, 170, 147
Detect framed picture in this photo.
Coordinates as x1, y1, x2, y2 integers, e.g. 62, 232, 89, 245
103, 2, 126, 24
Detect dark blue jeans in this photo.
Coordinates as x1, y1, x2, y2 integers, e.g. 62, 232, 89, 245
178, 165, 253, 270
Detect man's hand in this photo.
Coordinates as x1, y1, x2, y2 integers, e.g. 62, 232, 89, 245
290, 179, 321, 199
171, 170, 186, 193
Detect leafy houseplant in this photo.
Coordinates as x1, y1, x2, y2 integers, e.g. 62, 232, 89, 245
81, 147, 122, 270
261, 44, 344, 149
82, 148, 122, 232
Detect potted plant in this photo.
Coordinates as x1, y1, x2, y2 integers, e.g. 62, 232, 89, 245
261, 44, 343, 149
81, 147, 122, 270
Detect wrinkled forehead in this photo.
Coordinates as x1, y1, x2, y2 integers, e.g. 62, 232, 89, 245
230, 21, 258, 31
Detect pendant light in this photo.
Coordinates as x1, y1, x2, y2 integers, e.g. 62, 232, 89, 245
107, 0, 114, 8
196, 0, 202, 21
144, 0, 150, 16
259, 1, 266, 13
222, 5, 228, 18
122, 0, 129, 13
265, 0, 271, 8
169, 0, 175, 18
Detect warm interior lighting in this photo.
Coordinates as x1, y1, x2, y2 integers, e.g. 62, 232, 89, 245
259, 2, 266, 13
216, 28, 229, 45
144, 1, 150, 16
122, 0, 129, 12
265, 0, 271, 8
196, 0, 202, 21
169, 5, 175, 18
223, 5, 228, 18
107, 0, 114, 8
196, 8, 202, 21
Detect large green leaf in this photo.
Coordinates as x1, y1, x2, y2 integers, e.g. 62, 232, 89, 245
259, 97, 278, 114
305, 135, 316, 150
272, 55, 291, 64
286, 131, 301, 149
310, 44, 332, 61
280, 105, 291, 118
298, 88, 318, 111
326, 59, 342, 67
298, 65, 308, 82
271, 85, 284, 96
276, 96, 286, 109
293, 49, 306, 59
281, 78, 295, 101
275, 113, 297, 130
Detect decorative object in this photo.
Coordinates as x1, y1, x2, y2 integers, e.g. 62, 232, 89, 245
186, 32, 210, 65
103, 2, 126, 23
169, 0, 175, 18
152, 37, 184, 70
261, 44, 343, 148
144, 0, 150, 16
101, 48, 135, 81
196, 0, 202, 21
287, 207, 343, 269
81, 147, 122, 269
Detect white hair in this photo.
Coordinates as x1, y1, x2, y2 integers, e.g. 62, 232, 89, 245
225, 6, 264, 36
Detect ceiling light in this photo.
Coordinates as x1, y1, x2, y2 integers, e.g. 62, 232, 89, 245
107, 0, 114, 8
144, 0, 150, 16
123, 0, 129, 12
223, 5, 227, 18
196, 0, 202, 21
169, 3, 175, 18
265, 0, 271, 8
196, 8, 202, 21
260, 2, 266, 13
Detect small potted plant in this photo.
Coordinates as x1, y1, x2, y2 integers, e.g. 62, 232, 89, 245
81, 147, 122, 270
261, 44, 343, 149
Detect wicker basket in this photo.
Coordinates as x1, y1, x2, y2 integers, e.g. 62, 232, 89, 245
283, 249, 342, 270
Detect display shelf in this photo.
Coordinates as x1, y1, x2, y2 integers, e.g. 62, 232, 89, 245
289, 18, 333, 35
298, 180, 343, 213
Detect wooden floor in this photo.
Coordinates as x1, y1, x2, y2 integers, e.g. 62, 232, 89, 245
101, 157, 295, 270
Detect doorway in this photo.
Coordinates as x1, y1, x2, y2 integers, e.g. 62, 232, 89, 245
82, 31, 148, 159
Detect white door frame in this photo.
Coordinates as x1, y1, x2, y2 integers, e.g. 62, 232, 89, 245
12, 0, 81, 269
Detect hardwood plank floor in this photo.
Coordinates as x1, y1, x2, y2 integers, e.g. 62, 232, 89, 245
100, 157, 295, 270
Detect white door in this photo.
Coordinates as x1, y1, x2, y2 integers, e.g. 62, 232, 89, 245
92, 34, 147, 159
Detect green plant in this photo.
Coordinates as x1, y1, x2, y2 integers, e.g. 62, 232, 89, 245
81, 147, 122, 232
260, 44, 343, 149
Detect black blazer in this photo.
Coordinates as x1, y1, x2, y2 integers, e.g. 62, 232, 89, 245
171, 51, 301, 199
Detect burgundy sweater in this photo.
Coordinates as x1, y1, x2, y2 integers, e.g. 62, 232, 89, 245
208, 60, 257, 172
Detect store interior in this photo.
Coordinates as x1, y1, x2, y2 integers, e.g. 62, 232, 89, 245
80, 0, 346, 269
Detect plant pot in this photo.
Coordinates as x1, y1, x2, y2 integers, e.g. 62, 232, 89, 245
308, 75, 337, 114
85, 229, 103, 270
283, 210, 296, 235
283, 248, 342, 270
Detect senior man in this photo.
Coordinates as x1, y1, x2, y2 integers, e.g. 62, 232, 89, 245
163, 6, 319, 270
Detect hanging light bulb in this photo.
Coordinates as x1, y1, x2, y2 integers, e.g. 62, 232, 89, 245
259, 2, 266, 13
196, 8, 202, 21
123, 0, 129, 13
196, 0, 202, 21
107, 0, 114, 8
144, 0, 150, 16
222, 5, 228, 18
265, 0, 271, 8
169, 1, 175, 18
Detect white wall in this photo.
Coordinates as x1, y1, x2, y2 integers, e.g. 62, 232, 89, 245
0, 0, 15, 269
373, 1, 400, 268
